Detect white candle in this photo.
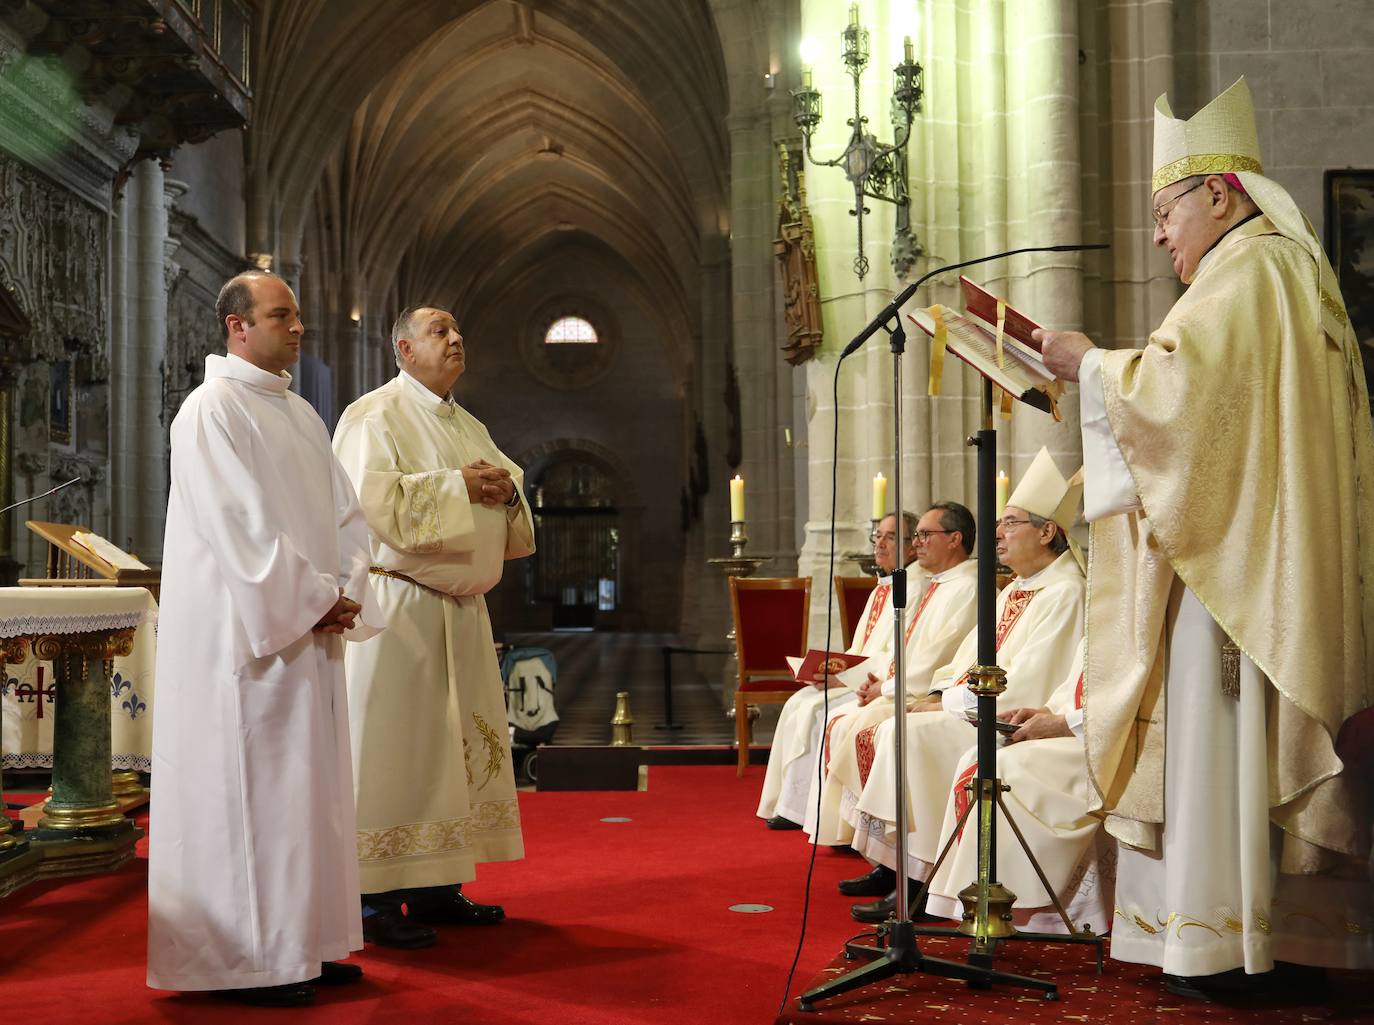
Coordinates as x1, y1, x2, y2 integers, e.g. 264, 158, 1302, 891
996, 471, 1010, 519
730, 475, 746, 522
872, 472, 888, 521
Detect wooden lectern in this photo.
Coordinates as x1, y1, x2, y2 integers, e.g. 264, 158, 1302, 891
20, 521, 160, 601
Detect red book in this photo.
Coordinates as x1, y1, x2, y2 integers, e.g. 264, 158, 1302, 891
787, 649, 870, 686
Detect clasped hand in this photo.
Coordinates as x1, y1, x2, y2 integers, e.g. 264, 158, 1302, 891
315, 590, 361, 634
463, 459, 514, 506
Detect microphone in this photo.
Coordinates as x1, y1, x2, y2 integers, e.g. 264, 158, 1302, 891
0, 476, 81, 517
839, 243, 1110, 359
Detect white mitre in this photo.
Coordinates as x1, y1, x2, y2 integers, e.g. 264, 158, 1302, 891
1152, 77, 1350, 343
1007, 446, 1085, 569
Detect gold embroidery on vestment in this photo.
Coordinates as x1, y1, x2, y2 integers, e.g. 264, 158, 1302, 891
1220, 641, 1241, 699
1151, 153, 1263, 193
356, 799, 521, 861
1321, 289, 1349, 327
406, 471, 443, 553
473, 712, 505, 790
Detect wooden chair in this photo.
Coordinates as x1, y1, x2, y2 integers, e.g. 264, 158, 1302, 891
834, 575, 878, 650
730, 576, 811, 776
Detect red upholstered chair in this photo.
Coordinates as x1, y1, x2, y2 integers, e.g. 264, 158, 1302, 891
730, 576, 812, 776
834, 575, 878, 650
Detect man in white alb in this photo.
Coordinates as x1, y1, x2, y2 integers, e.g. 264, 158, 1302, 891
809, 503, 979, 902
147, 271, 382, 1007
844, 449, 1085, 923
334, 305, 535, 950
756, 510, 918, 831
924, 640, 1112, 935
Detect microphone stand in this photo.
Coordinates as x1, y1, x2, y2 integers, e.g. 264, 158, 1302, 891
797, 244, 1106, 1012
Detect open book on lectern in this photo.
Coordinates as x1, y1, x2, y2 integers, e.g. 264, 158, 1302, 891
906, 276, 1063, 416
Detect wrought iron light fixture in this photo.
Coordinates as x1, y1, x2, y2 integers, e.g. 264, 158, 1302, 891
792, 4, 923, 280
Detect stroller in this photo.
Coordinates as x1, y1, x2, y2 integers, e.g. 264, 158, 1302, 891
499, 645, 559, 784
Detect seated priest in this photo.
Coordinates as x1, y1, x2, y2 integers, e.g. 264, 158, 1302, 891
841, 448, 1086, 923
803, 502, 978, 869
924, 639, 1113, 935
756, 510, 919, 830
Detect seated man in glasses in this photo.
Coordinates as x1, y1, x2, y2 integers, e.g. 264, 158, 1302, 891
804, 504, 977, 880
840, 448, 1085, 923
756, 510, 920, 830
923, 639, 1111, 936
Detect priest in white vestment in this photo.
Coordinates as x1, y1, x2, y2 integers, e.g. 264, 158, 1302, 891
809, 503, 980, 901
844, 449, 1085, 922
756, 510, 918, 829
333, 305, 535, 950
1039, 77, 1374, 997
148, 272, 382, 1007
925, 640, 1113, 935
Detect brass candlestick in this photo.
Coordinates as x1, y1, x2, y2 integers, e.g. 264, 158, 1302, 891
610, 691, 635, 746
845, 517, 882, 577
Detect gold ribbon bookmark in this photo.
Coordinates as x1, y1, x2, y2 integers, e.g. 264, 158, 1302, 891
927, 306, 948, 396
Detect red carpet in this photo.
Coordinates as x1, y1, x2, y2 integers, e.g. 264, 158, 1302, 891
779, 938, 1374, 1024
1, 766, 871, 1024
7, 767, 1370, 1024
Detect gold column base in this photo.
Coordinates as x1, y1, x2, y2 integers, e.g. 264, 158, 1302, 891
0, 814, 17, 852
37, 801, 129, 832
0, 846, 43, 898
111, 770, 149, 811
956, 880, 1019, 940
33, 825, 142, 881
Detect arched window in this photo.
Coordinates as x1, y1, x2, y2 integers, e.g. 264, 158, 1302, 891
544, 315, 598, 344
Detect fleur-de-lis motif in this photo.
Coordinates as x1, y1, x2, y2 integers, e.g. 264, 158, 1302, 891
110, 672, 132, 699
122, 692, 146, 719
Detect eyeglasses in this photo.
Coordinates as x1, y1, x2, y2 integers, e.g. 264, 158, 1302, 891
996, 517, 1036, 531
1151, 180, 1205, 230
869, 530, 898, 544
914, 529, 954, 543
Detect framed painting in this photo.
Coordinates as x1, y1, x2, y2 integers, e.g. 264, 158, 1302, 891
48, 359, 72, 444
1324, 170, 1374, 396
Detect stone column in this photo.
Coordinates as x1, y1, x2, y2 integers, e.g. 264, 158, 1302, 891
110, 160, 169, 562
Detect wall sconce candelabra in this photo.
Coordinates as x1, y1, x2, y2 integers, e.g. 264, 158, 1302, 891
792, 4, 923, 280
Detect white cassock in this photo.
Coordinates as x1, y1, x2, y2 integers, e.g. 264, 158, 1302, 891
756, 573, 904, 824
925, 640, 1114, 935
147, 354, 382, 991
806, 559, 979, 845
1080, 353, 1374, 974
845, 551, 1084, 879
333, 371, 535, 894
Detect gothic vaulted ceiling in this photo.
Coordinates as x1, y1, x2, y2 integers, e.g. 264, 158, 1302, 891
245, 0, 733, 384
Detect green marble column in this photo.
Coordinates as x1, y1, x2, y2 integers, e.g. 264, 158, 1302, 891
34, 630, 134, 837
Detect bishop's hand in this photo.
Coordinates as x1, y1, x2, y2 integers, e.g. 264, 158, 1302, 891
463, 459, 513, 506
1033, 328, 1097, 383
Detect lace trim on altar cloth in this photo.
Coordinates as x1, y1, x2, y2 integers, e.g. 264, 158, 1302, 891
1, 752, 149, 771
0, 610, 146, 639
357, 799, 521, 862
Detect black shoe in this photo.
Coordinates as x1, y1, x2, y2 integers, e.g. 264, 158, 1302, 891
849, 882, 934, 924
408, 888, 506, 926
310, 961, 363, 986
838, 864, 897, 897
213, 982, 315, 1007
766, 815, 803, 831
1163, 968, 1278, 1002
362, 908, 439, 948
